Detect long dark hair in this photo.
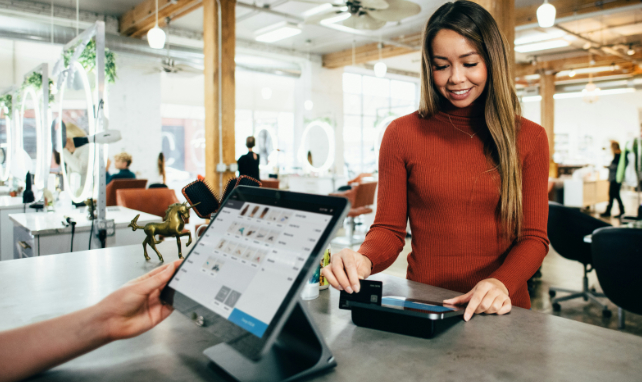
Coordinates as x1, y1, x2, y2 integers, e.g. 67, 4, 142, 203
419, 0, 523, 238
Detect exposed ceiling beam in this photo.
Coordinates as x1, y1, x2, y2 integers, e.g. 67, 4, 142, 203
119, 0, 202, 38
322, 32, 422, 68
515, 0, 642, 27
515, 51, 642, 77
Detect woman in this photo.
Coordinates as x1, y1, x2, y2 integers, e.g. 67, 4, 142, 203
62, 122, 90, 195
601, 141, 625, 218
149, 152, 167, 187
237, 136, 260, 180
322, 0, 550, 321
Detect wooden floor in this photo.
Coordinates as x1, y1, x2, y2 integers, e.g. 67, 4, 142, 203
330, 189, 642, 337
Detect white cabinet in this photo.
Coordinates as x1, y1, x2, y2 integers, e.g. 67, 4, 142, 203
10, 206, 161, 258
563, 179, 610, 208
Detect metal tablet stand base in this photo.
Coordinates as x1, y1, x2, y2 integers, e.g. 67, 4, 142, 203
204, 301, 336, 382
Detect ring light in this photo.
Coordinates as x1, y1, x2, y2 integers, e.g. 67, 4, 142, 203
20, 87, 43, 188
57, 62, 96, 203
0, 103, 11, 182
374, 115, 397, 157
298, 120, 335, 173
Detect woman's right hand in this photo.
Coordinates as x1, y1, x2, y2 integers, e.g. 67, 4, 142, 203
321, 248, 372, 294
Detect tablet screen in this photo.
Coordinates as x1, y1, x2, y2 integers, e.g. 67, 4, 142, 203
168, 197, 333, 338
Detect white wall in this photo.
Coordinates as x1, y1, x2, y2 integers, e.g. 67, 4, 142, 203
522, 91, 641, 165
107, 54, 162, 182
0, 38, 62, 89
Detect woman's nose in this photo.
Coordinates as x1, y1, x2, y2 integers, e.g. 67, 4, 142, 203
449, 66, 466, 84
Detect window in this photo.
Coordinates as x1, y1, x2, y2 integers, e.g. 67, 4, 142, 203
342, 73, 418, 176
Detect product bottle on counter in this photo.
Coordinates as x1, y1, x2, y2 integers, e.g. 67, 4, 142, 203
319, 247, 331, 291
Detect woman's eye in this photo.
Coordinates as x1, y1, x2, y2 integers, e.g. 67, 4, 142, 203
464, 63, 478, 68
433, 65, 448, 71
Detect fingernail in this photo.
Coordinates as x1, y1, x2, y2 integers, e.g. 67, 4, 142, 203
353, 284, 360, 293
345, 286, 354, 294
337, 285, 343, 291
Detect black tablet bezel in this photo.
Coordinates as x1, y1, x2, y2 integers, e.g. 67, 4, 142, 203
161, 186, 349, 360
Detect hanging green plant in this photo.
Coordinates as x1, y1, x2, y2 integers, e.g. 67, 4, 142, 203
62, 39, 117, 84
0, 94, 11, 117
21, 72, 55, 104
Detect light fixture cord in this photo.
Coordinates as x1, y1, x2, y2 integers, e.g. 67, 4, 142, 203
76, 0, 79, 36
50, 0, 54, 44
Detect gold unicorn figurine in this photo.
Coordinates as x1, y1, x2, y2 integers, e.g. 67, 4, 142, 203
128, 201, 199, 262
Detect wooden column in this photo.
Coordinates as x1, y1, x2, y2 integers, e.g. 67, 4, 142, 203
540, 72, 555, 159
203, 0, 236, 195
472, 0, 515, 66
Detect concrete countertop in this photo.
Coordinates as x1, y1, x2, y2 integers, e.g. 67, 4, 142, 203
0, 195, 29, 210
8, 206, 161, 235
0, 243, 641, 381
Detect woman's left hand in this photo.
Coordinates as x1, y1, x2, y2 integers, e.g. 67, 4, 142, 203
443, 278, 511, 321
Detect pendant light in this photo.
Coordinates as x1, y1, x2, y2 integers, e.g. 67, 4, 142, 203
374, 42, 387, 78
583, 53, 600, 103
536, 0, 556, 28
147, 0, 166, 49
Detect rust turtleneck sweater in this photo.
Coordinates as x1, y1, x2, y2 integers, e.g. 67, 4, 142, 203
359, 101, 550, 309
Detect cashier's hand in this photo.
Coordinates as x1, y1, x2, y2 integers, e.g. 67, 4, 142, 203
321, 248, 372, 294
95, 260, 182, 341
443, 278, 511, 322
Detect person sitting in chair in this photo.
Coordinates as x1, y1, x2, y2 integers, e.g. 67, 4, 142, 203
106, 152, 136, 185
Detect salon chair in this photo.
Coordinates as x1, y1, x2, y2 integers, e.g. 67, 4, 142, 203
592, 227, 642, 328
330, 181, 378, 247
548, 201, 612, 316
261, 179, 279, 189
105, 179, 147, 206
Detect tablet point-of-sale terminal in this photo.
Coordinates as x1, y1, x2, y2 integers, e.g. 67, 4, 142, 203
161, 186, 349, 382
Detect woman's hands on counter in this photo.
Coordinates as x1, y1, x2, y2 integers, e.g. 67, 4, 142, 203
321, 248, 372, 294
96, 259, 182, 341
443, 278, 511, 321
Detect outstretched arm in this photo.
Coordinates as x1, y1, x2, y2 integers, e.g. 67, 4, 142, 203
0, 260, 181, 382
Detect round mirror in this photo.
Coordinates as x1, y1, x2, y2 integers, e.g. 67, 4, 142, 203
374, 115, 397, 157
20, 87, 42, 188
56, 62, 96, 202
298, 121, 335, 173
0, 101, 11, 181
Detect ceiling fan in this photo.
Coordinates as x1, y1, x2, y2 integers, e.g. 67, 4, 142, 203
300, 0, 421, 30
147, 18, 203, 76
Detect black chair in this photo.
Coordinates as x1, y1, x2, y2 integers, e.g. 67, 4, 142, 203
148, 183, 168, 189
592, 227, 642, 329
547, 202, 612, 316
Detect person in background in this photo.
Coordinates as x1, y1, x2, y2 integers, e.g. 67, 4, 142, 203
63, 122, 90, 188
106, 152, 135, 185
148, 152, 167, 188
0, 260, 182, 382
237, 136, 260, 180
601, 141, 625, 218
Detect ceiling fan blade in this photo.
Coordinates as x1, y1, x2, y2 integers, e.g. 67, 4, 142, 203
367, 0, 420, 22
290, 0, 344, 4
359, 0, 389, 10
304, 9, 348, 24
342, 14, 387, 30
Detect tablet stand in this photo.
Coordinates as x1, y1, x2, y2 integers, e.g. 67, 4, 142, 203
204, 300, 336, 382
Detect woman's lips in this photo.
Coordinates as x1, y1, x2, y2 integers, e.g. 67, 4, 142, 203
448, 87, 472, 100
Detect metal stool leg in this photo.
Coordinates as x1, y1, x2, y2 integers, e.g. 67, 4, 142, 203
618, 307, 625, 329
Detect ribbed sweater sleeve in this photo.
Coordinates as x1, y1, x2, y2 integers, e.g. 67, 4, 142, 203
358, 121, 407, 273
489, 127, 550, 296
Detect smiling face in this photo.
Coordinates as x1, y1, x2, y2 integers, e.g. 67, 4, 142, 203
431, 29, 488, 108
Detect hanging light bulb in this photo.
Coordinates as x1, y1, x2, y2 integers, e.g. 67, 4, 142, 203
374, 42, 387, 78
374, 62, 387, 78
568, 70, 576, 77
147, 0, 166, 49
304, 100, 314, 111
537, 0, 556, 28
627, 45, 635, 56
